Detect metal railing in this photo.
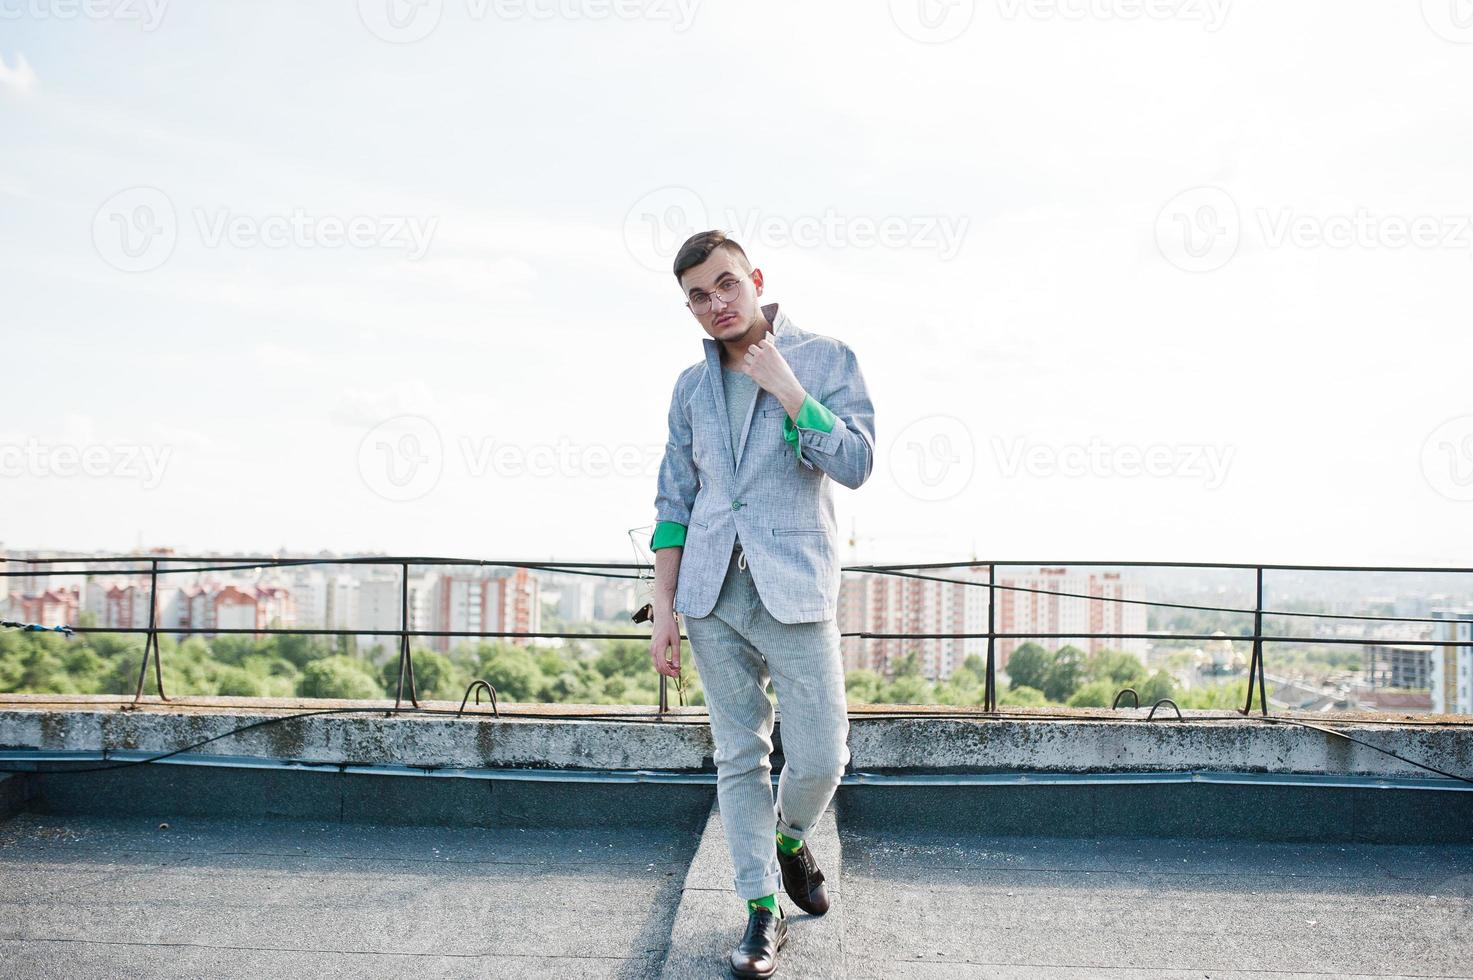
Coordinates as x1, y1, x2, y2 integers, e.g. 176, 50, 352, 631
3, 554, 1472, 717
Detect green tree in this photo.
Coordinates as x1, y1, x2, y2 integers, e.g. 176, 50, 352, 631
998, 684, 1048, 707
1177, 680, 1247, 710
2, 644, 69, 694
845, 668, 882, 704
936, 669, 983, 706
891, 650, 923, 678
265, 633, 334, 670
380, 649, 465, 700
215, 665, 271, 698
1042, 645, 1086, 703
594, 639, 647, 679
207, 635, 258, 667
478, 645, 546, 702
1138, 670, 1176, 705
298, 656, 385, 699
1066, 679, 1118, 708
1004, 643, 1050, 691
1084, 650, 1147, 686
543, 669, 577, 701
881, 675, 933, 704
535, 649, 568, 678
59, 646, 108, 694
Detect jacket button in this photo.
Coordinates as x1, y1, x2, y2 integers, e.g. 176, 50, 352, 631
732, 501, 743, 510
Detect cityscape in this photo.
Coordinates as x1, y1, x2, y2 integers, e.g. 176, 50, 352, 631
5, 542, 1470, 716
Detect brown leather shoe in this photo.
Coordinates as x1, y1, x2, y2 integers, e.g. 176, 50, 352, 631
776, 841, 830, 916
729, 905, 787, 978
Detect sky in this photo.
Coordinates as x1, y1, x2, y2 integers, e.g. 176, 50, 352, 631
2, 0, 1472, 569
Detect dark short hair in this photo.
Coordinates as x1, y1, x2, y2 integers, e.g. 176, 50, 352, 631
673, 230, 751, 284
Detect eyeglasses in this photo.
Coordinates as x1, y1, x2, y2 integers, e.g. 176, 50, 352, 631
685, 272, 751, 315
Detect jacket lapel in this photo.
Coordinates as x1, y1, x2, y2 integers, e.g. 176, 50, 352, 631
701, 337, 737, 481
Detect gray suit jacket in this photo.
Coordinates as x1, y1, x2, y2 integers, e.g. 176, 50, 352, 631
654, 302, 876, 624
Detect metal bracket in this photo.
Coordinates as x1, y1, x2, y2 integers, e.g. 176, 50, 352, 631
1112, 688, 1140, 709
457, 680, 500, 717
1147, 698, 1183, 721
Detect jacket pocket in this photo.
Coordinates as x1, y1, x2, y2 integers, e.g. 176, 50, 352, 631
771, 527, 825, 536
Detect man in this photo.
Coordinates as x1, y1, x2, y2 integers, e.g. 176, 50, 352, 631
648, 230, 876, 978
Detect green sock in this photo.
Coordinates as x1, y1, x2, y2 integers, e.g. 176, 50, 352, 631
775, 830, 804, 855
746, 893, 782, 917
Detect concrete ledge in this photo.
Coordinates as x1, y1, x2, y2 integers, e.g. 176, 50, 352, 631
661, 798, 846, 978
845, 713, 1473, 780
0, 696, 716, 772
4, 697, 1471, 784
5, 696, 1471, 845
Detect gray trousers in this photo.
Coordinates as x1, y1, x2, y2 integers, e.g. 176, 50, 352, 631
682, 541, 851, 900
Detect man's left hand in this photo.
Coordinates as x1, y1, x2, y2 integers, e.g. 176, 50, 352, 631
742, 333, 807, 418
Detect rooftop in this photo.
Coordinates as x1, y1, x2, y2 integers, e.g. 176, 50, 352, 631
2, 696, 1471, 977
5, 805, 1470, 979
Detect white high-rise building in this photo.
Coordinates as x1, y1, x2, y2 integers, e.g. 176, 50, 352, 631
996, 567, 1148, 672
556, 577, 597, 622
289, 570, 330, 629
596, 580, 638, 620
325, 575, 358, 635
354, 574, 431, 661
425, 567, 542, 654
1430, 610, 1473, 716
839, 565, 989, 679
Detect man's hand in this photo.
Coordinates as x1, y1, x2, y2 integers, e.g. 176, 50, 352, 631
741, 333, 807, 419
650, 612, 682, 679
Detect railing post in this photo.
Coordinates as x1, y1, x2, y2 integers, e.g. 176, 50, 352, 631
1241, 565, 1267, 715
130, 559, 168, 704
984, 563, 997, 712
392, 562, 420, 710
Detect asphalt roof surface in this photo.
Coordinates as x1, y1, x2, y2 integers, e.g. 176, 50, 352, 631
0, 811, 691, 978
839, 827, 1473, 978
3, 808, 1470, 978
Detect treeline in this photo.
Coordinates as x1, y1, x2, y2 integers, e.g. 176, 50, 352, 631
845, 642, 1246, 710
2, 626, 1243, 710
0, 624, 697, 706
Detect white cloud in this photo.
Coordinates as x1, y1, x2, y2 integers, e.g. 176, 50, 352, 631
148, 424, 215, 453
330, 380, 445, 429
0, 53, 37, 98
5, 3, 1473, 564
252, 342, 323, 373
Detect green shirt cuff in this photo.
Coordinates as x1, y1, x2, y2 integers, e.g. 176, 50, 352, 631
782, 394, 837, 459
651, 521, 687, 550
